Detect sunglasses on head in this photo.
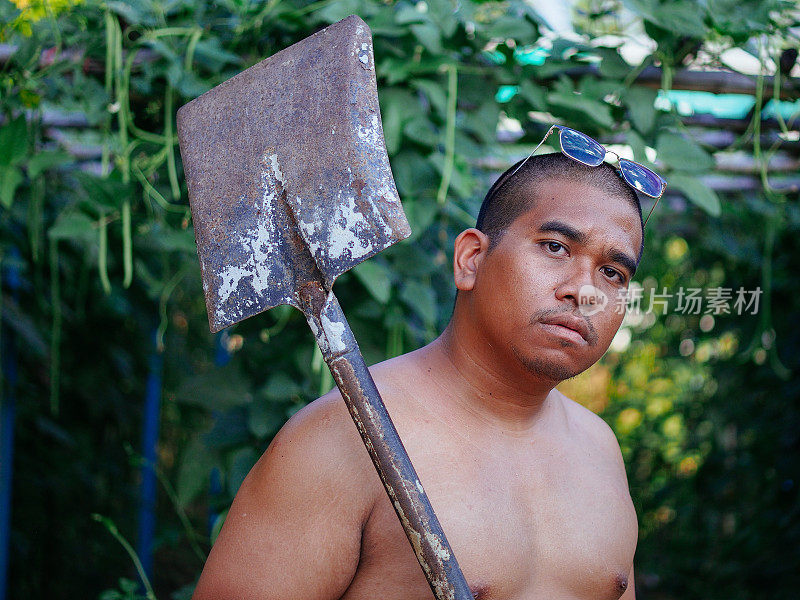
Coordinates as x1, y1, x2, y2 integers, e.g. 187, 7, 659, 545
508, 125, 667, 227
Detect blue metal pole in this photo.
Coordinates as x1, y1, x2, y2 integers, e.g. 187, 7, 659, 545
214, 331, 231, 368
136, 331, 163, 583
0, 249, 21, 600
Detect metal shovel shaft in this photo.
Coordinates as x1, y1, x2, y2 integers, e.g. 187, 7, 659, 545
299, 283, 473, 600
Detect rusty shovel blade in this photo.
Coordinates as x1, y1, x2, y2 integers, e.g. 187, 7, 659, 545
177, 15, 410, 332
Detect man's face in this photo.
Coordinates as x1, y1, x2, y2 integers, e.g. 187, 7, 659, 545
467, 177, 643, 383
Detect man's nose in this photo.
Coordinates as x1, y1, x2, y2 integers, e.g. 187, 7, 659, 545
554, 261, 595, 304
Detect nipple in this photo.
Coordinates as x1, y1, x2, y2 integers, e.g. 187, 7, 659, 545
614, 572, 629, 595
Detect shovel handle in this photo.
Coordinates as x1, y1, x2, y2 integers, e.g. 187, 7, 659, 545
300, 285, 472, 600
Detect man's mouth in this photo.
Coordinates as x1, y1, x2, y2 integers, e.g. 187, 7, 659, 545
537, 313, 592, 345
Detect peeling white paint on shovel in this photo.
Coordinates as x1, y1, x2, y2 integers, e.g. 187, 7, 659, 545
215, 152, 288, 315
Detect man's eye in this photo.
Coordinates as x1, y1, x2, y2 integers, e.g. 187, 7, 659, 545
542, 241, 567, 255
601, 266, 624, 282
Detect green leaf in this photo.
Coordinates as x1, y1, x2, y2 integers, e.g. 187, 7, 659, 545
442, 200, 476, 229
395, 5, 427, 25
203, 409, 251, 449
379, 97, 402, 155
399, 280, 437, 324
668, 173, 721, 216
403, 196, 438, 239
316, 0, 365, 24
369, 19, 406, 38
142, 38, 179, 63
412, 79, 447, 117
427, 0, 459, 37
656, 3, 708, 38
227, 447, 258, 496
176, 436, 216, 507
74, 171, 134, 209
578, 76, 620, 102
656, 132, 714, 172
625, 86, 658, 133
429, 153, 476, 198
0, 116, 28, 166
451, 131, 483, 160
8, 37, 38, 67
27, 150, 73, 178
175, 365, 253, 409
391, 151, 437, 196
404, 116, 441, 147
533, 59, 578, 79
480, 16, 537, 41
260, 372, 302, 401
352, 259, 393, 304
622, 0, 658, 22
193, 38, 243, 70
626, 130, 649, 164
378, 55, 448, 84
518, 80, 547, 111
547, 92, 614, 128
107, 0, 161, 26
379, 88, 418, 154
140, 224, 196, 253
167, 62, 211, 98
461, 101, 500, 145
0, 166, 23, 208
48, 211, 96, 242
597, 47, 630, 79
708, 0, 779, 39
247, 400, 285, 439
410, 22, 442, 54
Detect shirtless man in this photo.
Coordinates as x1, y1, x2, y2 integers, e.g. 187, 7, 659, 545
193, 148, 653, 600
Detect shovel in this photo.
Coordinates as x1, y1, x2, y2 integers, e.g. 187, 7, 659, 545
177, 15, 472, 600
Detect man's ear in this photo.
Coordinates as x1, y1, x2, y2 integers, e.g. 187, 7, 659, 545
453, 228, 490, 291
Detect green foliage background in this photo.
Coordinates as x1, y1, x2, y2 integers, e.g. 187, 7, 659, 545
0, 0, 798, 598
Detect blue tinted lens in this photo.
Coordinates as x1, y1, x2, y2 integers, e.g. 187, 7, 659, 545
559, 128, 605, 166
619, 159, 664, 198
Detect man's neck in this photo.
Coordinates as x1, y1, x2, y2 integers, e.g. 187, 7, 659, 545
415, 322, 561, 434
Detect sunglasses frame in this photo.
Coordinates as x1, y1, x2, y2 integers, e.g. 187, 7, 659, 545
508, 124, 667, 227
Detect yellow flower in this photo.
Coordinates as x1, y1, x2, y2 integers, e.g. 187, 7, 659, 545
8, 0, 83, 33
662, 414, 684, 439
665, 236, 688, 263
616, 408, 643, 435
678, 455, 699, 476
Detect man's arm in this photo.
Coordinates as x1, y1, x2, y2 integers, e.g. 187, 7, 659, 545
193, 394, 376, 600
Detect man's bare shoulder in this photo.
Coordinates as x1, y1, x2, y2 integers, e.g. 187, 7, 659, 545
244, 353, 419, 497
365, 348, 426, 389
553, 389, 628, 471
255, 387, 377, 490
193, 385, 390, 600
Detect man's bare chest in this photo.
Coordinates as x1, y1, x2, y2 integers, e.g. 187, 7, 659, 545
342, 429, 637, 600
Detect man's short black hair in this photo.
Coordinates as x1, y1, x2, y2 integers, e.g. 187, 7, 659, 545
476, 153, 644, 259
